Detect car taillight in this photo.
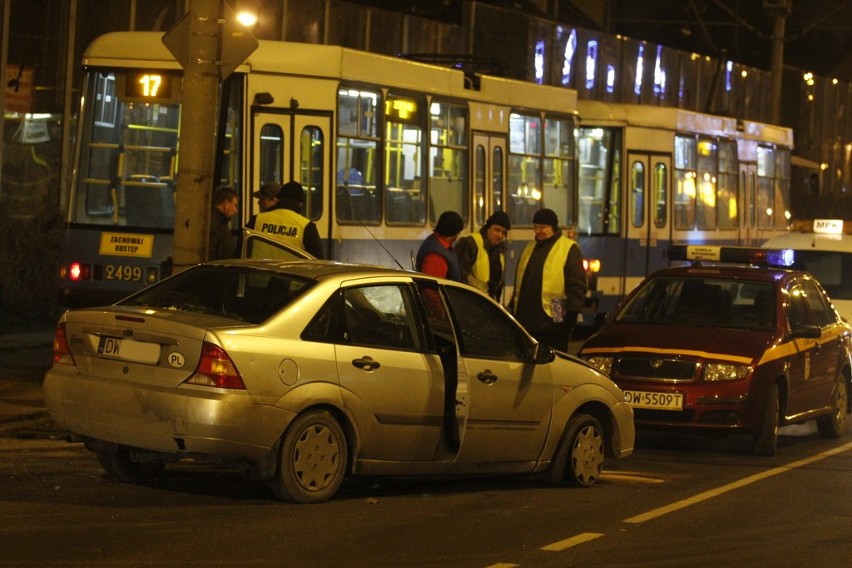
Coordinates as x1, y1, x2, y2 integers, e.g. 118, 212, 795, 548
185, 341, 246, 390
53, 322, 76, 366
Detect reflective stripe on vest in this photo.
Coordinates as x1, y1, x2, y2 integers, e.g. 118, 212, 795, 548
468, 232, 504, 292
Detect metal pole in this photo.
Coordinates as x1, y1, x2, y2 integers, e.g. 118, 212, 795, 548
172, 0, 222, 271
769, 1, 790, 125
0, 0, 10, 195
59, 0, 77, 213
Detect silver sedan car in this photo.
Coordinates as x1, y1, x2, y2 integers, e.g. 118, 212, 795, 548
44, 260, 634, 503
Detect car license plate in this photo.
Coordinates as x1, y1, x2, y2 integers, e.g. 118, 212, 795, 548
97, 336, 161, 364
623, 390, 684, 410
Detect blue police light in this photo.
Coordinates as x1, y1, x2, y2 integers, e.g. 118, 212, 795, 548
667, 246, 795, 267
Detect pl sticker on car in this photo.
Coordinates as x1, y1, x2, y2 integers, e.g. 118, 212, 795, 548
167, 351, 186, 368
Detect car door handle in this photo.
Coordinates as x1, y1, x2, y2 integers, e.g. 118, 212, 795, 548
477, 370, 497, 384
352, 356, 381, 371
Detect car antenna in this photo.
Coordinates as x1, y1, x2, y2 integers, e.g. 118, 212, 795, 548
359, 219, 407, 270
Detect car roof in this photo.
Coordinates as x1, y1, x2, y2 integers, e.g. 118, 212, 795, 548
763, 231, 852, 254
203, 258, 425, 281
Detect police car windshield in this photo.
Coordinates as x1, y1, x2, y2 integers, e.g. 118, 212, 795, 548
615, 277, 775, 331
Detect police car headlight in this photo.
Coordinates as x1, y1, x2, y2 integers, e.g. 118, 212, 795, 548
584, 356, 614, 376
704, 363, 749, 382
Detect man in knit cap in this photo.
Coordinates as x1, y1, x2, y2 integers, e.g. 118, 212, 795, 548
416, 210, 464, 281
455, 211, 511, 301
510, 208, 586, 352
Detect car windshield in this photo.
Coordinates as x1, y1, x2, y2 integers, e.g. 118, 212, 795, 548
119, 266, 314, 324
614, 276, 776, 331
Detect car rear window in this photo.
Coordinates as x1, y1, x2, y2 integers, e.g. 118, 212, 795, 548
120, 266, 314, 324
615, 276, 775, 331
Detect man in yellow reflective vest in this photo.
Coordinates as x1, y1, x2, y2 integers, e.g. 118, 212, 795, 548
455, 211, 511, 302
248, 181, 324, 259
510, 208, 586, 353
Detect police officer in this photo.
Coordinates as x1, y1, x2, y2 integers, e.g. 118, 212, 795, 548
248, 181, 324, 259
510, 208, 586, 353
455, 211, 511, 301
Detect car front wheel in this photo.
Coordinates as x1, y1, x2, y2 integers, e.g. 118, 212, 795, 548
754, 384, 780, 456
817, 376, 848, 438
269, 410, 348, 504
547, 413, 605, 487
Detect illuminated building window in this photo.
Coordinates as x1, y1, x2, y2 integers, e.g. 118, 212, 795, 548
606, 65, 616, 93
634, 44, 644, 95
585, 40, 597, 90
561, 28, 577, 86
534, 40, 545, 85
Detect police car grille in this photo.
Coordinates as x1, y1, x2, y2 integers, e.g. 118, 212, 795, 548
616, 357, 698, 381
633, 408, 695, 424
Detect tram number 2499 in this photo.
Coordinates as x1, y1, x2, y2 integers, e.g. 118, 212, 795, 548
105, 264, 143, 281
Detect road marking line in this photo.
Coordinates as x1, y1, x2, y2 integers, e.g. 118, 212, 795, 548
540, 532, 604, 551
483, 564, 520, 568
624, 440, 852, 524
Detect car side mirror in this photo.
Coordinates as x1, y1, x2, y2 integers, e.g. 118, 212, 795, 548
531, 342, 555, 364
790, 324, 821, 339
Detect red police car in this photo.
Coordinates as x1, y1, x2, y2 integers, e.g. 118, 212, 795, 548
579, 246, 852, 455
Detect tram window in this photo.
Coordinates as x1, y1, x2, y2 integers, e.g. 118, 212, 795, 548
428, 101, 466, 225
337, 87, 381, 225
774, 148, 791, 229
756, 146, 776, 229
653, 162, 667, 228
577, 127, 620, 236
717, 139, 738, 229
631, 161, 645, 227
76, 70, 181, 227
492, 146, 504, 215
696, 138, 717, 230
475, 145, 486, 226
508, 113, 543, 227
674, 135, 696, 230
300, 127, 323, 221
259, 124, 283, 198
543, 117, 576, 229
385, 93, 426, 225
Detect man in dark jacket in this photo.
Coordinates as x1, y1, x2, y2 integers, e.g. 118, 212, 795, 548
208, 186, 238, 260
416, 210, 464, 281
510, 208, 586, 352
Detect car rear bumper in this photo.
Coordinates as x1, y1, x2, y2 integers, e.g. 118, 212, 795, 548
43, 366, 295, 462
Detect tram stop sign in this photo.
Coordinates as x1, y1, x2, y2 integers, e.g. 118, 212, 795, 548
162, 2, 258, 81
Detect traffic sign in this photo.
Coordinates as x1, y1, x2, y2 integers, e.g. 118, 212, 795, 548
162, 1, 257, 81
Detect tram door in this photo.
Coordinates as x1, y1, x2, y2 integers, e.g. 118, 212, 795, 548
472, 133, 508, 300
472, 133, 507, 228
739, 163, 758, 246
625, 152, 672, 290
251, 111, 332, 248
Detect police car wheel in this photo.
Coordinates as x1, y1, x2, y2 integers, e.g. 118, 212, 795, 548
754, 384, 779, 457
816, 376, 848, 438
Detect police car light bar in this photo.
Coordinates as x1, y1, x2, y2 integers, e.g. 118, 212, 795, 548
667, 245, 795, 267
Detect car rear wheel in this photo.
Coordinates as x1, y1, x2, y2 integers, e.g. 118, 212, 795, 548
753, 384, 779, 456
269, 410, 348, 504
96, 446, 166, 482
816, 377, 848, 438
547, 413, 605, 487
